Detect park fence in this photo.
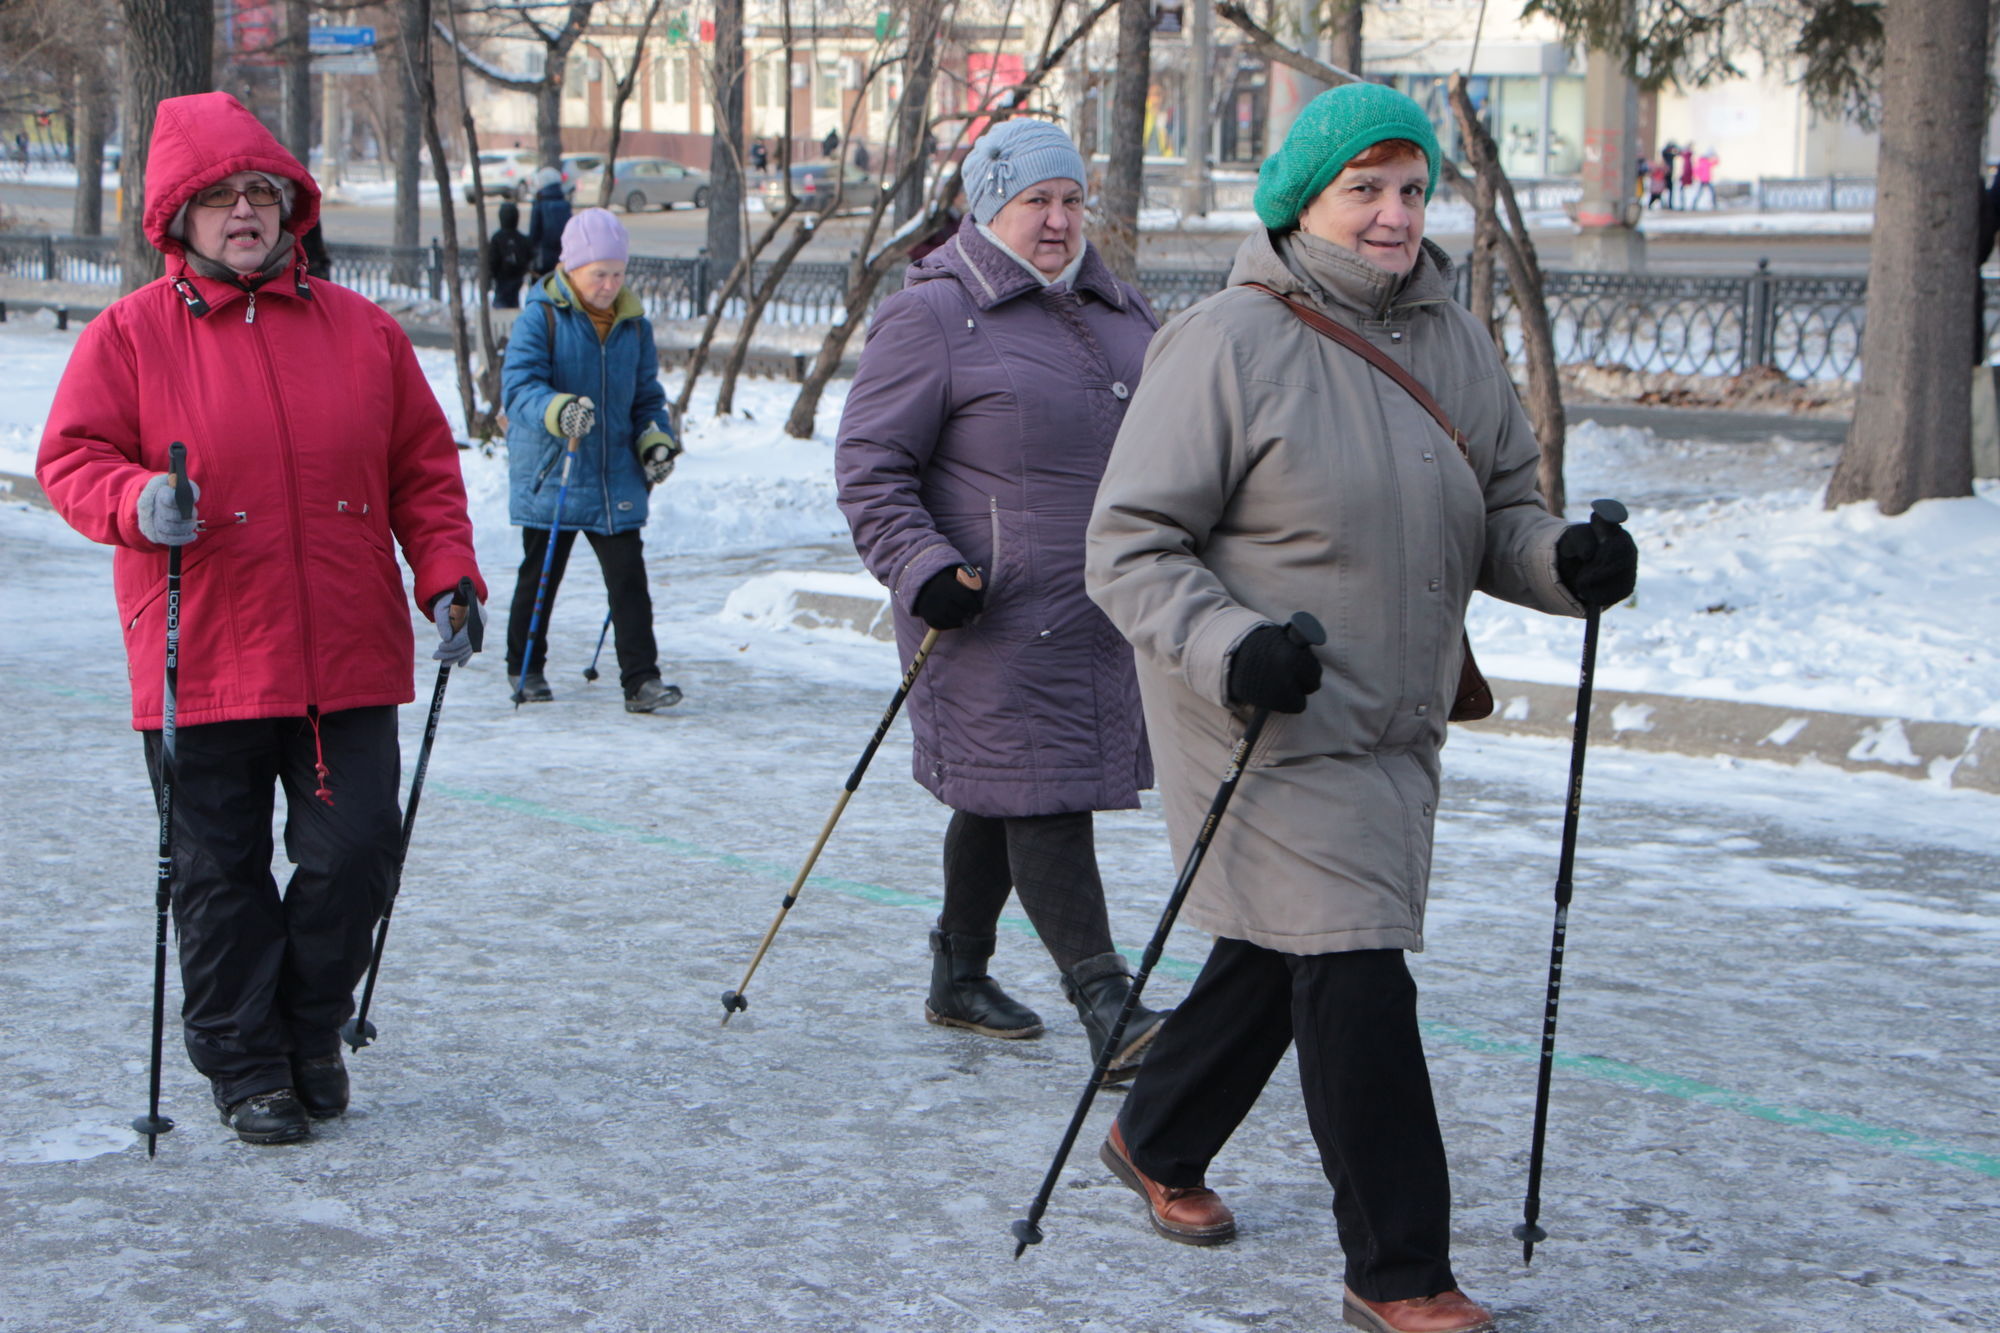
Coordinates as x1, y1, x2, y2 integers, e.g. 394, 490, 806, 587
5, 232, 1992, 384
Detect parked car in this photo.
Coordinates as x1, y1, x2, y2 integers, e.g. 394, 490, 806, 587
559, 153, 606, 196
575, 157, 712, 212
460, 149, 538, 203
759, 163, 882, 214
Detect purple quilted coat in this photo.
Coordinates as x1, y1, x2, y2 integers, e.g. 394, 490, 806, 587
835, 226, 1157, 818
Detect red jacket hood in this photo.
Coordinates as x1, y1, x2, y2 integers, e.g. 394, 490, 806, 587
142, 92, 322, 258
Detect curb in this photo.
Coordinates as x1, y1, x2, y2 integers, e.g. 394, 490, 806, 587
783, 587, 1996, 796
0, 470, 50, 508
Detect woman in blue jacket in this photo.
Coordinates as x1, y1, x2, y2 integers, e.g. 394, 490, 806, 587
503, 208, 683, 712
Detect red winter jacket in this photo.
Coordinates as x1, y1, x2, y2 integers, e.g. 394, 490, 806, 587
37, 92, 484, 731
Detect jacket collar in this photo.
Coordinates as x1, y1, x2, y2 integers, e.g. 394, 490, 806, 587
911, 223, 1127, 312
165, 243, 312, 318
540, 269, 646, 325
1227, 227, 1453, 322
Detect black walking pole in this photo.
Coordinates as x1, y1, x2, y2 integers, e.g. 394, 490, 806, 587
343, 576, 482, 1051
720, 618, 952, 1024
582, 609, 613, 682
1012, 610, 1326, 1258
513, 430, 582, 707
131, 441, 192, 1156
1514, 498, 1627, 1263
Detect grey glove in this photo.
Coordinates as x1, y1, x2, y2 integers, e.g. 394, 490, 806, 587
136, 472, 200, 546
556, 395, 597, 438
640, 439, 681, 486
431, 591, 488, 667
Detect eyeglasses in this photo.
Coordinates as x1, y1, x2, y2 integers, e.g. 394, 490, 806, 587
192, 181, 283, 209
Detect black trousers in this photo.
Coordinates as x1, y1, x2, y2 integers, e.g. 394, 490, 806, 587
505, 526, 660, 693
938, 810, 1115, 974
1117, 939, 1457, 1302
142, 707, 402, 1106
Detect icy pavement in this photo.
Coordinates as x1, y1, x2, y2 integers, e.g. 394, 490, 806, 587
3, 500, 1997, 1331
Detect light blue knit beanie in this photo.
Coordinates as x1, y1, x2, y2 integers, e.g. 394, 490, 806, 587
1254, 83, 1441, 230
962, 119, 1088, 225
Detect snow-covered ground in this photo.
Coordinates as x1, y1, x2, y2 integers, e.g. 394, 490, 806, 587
2, 319, 1997, 1329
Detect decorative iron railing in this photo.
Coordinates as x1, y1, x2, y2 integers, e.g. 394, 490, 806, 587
8, 232, 1992, 383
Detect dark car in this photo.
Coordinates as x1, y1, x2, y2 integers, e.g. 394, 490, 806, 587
759, 163, 882, 214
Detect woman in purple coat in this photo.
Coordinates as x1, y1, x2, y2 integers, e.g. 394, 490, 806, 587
835, 120, 1164, 1078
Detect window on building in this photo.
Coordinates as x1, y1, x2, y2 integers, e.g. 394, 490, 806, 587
672, 56, 687, 104
653, 55, 667, 103
816, 58, 840, 109
753, 58, 770, 108
565, 57, 586, 99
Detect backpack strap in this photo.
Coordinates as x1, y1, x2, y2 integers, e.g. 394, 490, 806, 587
1242, 281, 1469, 463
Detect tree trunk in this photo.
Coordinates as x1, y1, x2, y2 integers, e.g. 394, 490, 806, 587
391, 0, 426, 282
72, 64, 109, 237
1326, 0, 1363, 77
1825, 0, 1989, 514
118, 0, 212, 293
1096, 0, 1151, 283
599, 0, 665, 206
706, 0, 746, 266
892, 0, 944, 227
281, 0, 314, 163
717, 217, 817, 416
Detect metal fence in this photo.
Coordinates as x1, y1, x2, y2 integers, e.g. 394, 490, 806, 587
1753, 176, 1876, 213
9, 232, 1992, 384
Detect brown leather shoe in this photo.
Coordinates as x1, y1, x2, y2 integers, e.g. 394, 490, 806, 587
1342, 1286, 1495, 1333
1099, 1120, 1237, 1246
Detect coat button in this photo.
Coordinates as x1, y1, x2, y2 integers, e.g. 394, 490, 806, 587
617, 501, 633, 511
1428, 578, 1440, 591
1390, 330, 1404, 342
1422, 451, 1434, 462
1415, 704, 1429, 717
1111, 382, 1130, 400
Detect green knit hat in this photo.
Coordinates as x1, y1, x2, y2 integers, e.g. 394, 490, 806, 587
1254, 83, 1441, 230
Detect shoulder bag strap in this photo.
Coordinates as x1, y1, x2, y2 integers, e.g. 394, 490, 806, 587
1242, 281, 1469, 463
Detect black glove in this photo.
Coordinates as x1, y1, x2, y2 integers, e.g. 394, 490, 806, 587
1555, 519, 1639, 607
913, 565, 984, 629
1227, 623, 1323, 714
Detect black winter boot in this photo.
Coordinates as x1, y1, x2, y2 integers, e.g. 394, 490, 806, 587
292, 1051, 350, 1119
214, 1087, 311, 1145
925, 929, 1044, 1039
1062, 952, 1169, 1083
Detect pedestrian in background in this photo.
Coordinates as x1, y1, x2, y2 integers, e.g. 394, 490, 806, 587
835, 118, 1167, 1079
750, 138, 770, 175
526, 166, 571, 279
853, 140, 871, 174
1691, 148, 1718, 209
1647, 157, 1668, 210
1085, 82, 1636, 1333
1660, 140, 1682, 208
1679, 147, 1696, 209
502, 208, 683, 713
37, 92, 486, 1147
822, 128, 840, 160
487, 200, 533, 308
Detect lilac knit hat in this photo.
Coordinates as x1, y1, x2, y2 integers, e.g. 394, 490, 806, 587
560, 208, 630, 270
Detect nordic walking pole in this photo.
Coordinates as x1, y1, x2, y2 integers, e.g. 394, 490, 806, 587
1013, 610, 1326, 1258
582, 609, 613, 682
720, 614, 957, 1024
343, 576, 482, 1052
512, 427, 583, 707
1514, 497, 1628, 1264
132, 441, 192, 1156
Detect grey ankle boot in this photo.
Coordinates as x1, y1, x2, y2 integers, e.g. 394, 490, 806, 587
925, 929, 1044, 1039
1062, 951, 1169, 1082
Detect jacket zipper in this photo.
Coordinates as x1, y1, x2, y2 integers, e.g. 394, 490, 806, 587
247, 295, 322, 710
987, 497, 1001, 590
245, 291, 257, 324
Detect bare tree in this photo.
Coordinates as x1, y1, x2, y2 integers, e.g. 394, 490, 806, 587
440, 0, 596, 166
586, 0, 666, 205
443, 0, 507, 438
119, 0, 213, 292
280, 0, 314, 163
782, 0, 1125, 438
1094, 0, 1152, 282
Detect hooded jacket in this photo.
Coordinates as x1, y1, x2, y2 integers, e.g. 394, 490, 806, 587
501, 270, 674, 535
1086, 228, 1580, 954
835, 226, 1156, 818
36, 92, 484, 730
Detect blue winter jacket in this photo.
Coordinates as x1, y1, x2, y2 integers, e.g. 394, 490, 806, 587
503, 271, 675, 535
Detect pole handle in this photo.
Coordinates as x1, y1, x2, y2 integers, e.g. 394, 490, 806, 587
453, 576, 482, 652
167, 440, 191, 519
1284, 610, 1326, 649
1589, 496, 1628, 537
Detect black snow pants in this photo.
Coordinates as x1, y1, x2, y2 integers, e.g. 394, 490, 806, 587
504, 526, 661, 694
1116, 940, 1458, 1303
143, 707, 401, 1107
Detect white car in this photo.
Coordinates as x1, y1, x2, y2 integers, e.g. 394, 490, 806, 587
460, 149, 539, 203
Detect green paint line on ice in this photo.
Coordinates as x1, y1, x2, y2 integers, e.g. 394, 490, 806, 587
434, 781, 1993, 1179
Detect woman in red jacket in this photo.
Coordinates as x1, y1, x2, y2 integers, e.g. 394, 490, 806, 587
36, 93, 486, 1145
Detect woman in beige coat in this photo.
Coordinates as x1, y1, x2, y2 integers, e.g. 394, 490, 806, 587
1083, 84, 1636, 1333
